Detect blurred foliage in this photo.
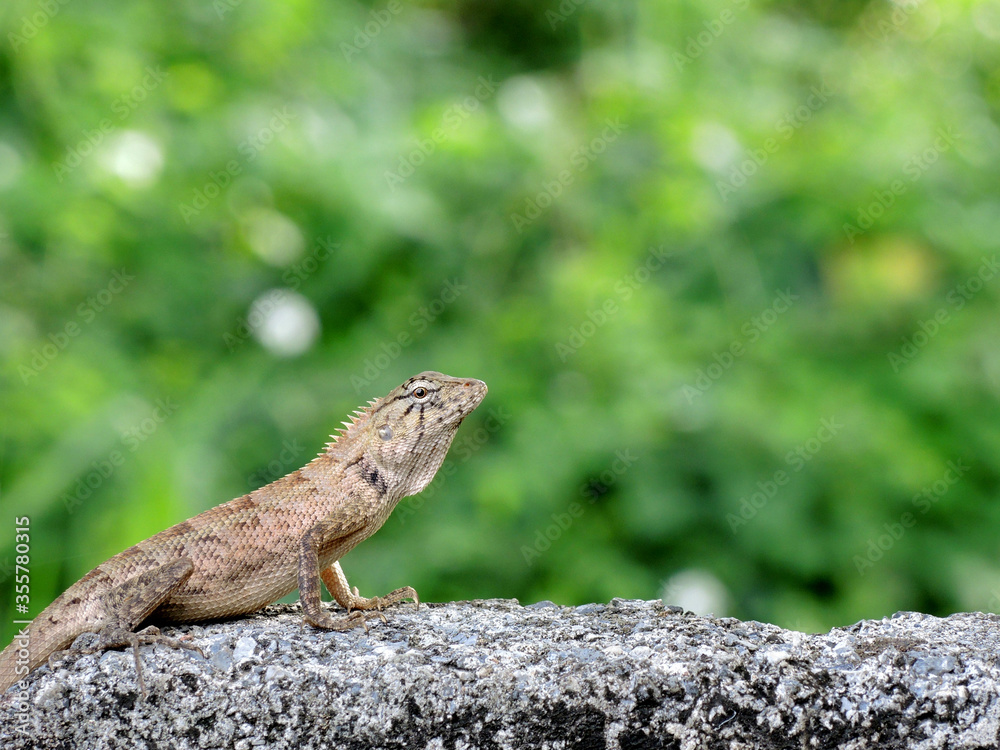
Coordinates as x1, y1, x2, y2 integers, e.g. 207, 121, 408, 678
1, 0, 1000, 647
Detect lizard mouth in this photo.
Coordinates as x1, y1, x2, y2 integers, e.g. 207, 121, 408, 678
441, 380, 487, 426
461, 379, 488, 412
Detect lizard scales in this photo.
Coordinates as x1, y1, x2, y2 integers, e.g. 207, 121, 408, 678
0, 371, 487, 693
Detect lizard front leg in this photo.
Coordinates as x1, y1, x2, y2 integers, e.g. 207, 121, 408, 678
321, 560, 418, 613
298, 515, 383, 631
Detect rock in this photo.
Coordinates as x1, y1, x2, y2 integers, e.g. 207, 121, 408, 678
2, 599, 1000, 749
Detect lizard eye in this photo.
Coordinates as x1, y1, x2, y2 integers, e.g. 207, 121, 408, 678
411, 386, 430, 401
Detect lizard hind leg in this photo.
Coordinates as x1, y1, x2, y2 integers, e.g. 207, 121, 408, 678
49, 557, 198, 696
321, 561, 419, 614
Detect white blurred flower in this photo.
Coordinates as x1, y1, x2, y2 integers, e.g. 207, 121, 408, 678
243, 208, 305, 266
0, 142, 23, 190
497, 76, 552, 130
101, 130, 163, 187
690, 122, 741, 173
974, 0, 1000, 40
661, 569, 730, 616
249, 289, 320, 357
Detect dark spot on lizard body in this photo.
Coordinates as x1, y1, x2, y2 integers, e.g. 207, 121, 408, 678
228, 514, 263, 534
228, 494, 258, 512
358, 457, 388, 496
115, 543, 145, 561
197, 531, 225, 548
284, 469, 311, 486
156, 520, 197, 544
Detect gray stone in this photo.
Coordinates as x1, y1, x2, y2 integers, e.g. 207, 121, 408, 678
232, 636, 258, 663
2, 599, 1000, 748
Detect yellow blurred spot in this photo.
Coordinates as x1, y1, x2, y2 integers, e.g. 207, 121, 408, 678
56, 199, 118, 257
166, 63, 220, 113
824, 235, 939, 307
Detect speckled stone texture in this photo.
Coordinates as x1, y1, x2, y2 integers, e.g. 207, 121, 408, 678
2, 598, 1000, 749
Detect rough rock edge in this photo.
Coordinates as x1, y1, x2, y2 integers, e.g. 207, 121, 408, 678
2, 599, 1000, 750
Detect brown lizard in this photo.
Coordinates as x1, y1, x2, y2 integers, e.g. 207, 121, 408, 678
0, 371, 487, 694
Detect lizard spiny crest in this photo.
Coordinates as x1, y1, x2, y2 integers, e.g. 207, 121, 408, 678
322, 400, 379, 453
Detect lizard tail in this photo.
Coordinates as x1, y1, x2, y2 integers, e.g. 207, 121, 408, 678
0, 626, 35, 694
0, 611, 80, 694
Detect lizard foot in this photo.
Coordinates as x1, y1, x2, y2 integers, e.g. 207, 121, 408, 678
130, 626, 206, 659
305, 609, 388, 633
121, 626, 206, 697
50, 625, 204, 698
344, 585, 419, 613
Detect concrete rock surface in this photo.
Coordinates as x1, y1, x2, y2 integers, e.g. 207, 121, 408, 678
2, 598, 1000, 749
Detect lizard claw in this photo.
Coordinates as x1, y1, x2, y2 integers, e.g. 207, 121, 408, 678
175, 634, 207, 658
175, 640, 206, 659
47, 648, 74, 671
349, 610, 370, 633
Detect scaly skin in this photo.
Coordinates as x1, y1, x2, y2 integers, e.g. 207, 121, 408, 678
0, 371, 487, 694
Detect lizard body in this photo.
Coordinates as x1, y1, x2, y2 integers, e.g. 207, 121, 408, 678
0, 371, 487, 694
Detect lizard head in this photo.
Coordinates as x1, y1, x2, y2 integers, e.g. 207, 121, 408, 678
333, 371, 488, 498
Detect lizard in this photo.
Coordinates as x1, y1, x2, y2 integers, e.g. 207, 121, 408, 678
0, 371, 487, 695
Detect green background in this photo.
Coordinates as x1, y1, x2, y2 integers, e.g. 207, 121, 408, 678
1, 0, 999, 645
